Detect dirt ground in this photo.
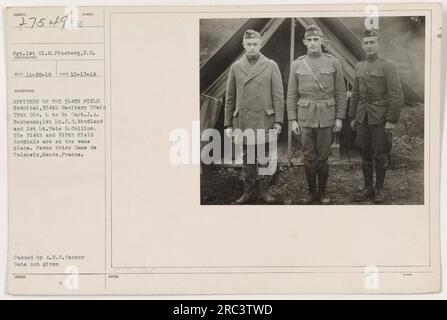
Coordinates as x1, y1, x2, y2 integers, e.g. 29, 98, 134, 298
201, 103, 425, 205
201, 104, 425, 205
200, 156, 424, 205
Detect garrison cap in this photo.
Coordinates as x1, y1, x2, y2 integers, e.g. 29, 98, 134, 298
304, 24, 324, 38
361, 29, 380, 39
243, 29, 261, 40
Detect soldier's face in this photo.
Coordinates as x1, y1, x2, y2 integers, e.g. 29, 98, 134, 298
362, 36, 380, 56
303, 36, 323, 53
243, 38, 262, 57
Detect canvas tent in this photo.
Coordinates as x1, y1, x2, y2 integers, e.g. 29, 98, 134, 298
200, 17, 424, 165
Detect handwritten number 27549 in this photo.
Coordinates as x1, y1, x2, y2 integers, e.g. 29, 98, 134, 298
19, 16, 68, 30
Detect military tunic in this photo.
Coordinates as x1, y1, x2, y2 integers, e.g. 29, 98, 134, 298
287, 52, 347, 162
349, 55, 403, 164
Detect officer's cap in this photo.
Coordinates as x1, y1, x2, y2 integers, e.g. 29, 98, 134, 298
361, 29, 380, 39
304, 24, 324, 38
243, 29, 261, 40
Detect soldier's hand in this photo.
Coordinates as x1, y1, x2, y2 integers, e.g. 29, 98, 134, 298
385, 122, 395, 134
273, 123, 282, 135
290, 120, 300, 136
350, 119, 356, 132
333, 119, 343, 133
225, 127, 234, 137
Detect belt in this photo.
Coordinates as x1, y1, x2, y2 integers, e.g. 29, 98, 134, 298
297, 97, 335, 107
359, 96, 386, 105
299, 91, 334, 101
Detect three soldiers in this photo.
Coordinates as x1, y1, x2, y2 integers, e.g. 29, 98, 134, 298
223, 26, 403, 205
349, 29, 403, 203
224, 30, 284, 204
287, 25, 347, 204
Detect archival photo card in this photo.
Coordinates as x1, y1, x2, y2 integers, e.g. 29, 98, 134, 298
5, 2, 442, 295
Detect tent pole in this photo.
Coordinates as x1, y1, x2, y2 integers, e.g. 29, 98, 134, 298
288, 18, 296, 166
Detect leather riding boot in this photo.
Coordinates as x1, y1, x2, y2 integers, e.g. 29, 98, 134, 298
233, 164, 257, 204
259, 174, 276, 204
317, 161, 331, 205
374, 165, 387, 203
354, 161, 375, 202
300, 161, 318, 204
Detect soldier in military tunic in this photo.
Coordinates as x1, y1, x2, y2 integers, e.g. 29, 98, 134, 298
224, 30, 284, 204
349, 29, 403, 203
287, 25, 347, 205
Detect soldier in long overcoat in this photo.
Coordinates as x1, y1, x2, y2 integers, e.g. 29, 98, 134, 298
224, 29, 284, 204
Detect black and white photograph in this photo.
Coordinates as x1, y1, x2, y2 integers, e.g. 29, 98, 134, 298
200, 16, 426, 205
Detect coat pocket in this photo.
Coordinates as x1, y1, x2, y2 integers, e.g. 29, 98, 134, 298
297, 99, 311, 121
315, 98, 335, 124
369, 70, 386, 93
264, 108, 275, 129
320, 68, 335, 91
326, 97, 336, 106
369, 102, 387, 123
296, 69, 314, 91
296, 69, 311, 81
322, 97, 336, 121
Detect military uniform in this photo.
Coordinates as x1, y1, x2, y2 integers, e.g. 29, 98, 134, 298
287, 27, 347, 204
349, 32, 403, 203
224, 30, 284, 203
